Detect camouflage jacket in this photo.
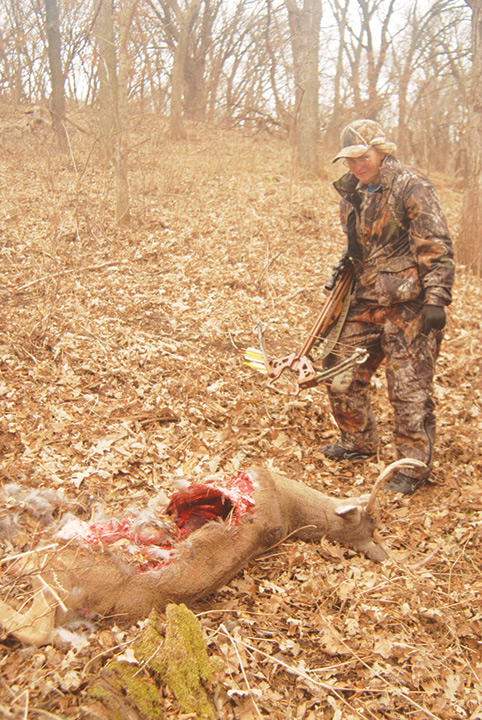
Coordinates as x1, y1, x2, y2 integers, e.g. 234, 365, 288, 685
333, 155, 454, 307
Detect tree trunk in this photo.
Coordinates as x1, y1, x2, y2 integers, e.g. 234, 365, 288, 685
184, 54, 207, 120
95, 0, 135, 225
458, 0, 482, 275
170, 0, 202, 140
43, 0, 66, 143
183, 0, 217, 121
325, 0, 348, 148
285, 0, 322, 177
116, 0, 138, 225
95, 0, 119, 160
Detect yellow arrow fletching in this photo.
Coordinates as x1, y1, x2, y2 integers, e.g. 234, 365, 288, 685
245, 347, 265, 359
243, 347, 268, 373
244, 362, 267, 374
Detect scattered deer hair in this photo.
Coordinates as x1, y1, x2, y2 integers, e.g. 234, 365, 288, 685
0, 458, 423, 647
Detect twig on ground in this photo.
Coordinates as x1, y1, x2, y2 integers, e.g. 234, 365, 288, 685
218, 623, 264, 720
14, 261, 127, 293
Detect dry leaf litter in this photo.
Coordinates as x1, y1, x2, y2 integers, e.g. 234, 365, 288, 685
0, 104, 481, 720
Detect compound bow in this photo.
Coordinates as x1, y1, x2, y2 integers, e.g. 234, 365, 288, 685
244, 255, 368, 396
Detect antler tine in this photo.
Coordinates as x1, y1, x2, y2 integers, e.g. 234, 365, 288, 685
365, 458, 426, 515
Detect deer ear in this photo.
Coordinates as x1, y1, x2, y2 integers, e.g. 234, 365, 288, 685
335, 504, 360, 518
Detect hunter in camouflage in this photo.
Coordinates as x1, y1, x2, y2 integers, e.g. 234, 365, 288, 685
322, 119, 455, 494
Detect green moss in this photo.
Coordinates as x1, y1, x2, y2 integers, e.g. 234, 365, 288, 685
87, 670, 125, 720
133, 611, 166, 677
87, 659, 163, 720
86, 604, 219, 720
85, 682, 126, 720
160, 604, 217, 720
113, 660, 163, 718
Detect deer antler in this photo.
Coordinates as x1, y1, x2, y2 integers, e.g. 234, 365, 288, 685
365, 459, 426, 515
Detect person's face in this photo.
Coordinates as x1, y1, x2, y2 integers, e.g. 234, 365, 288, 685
345, 148, 383, 184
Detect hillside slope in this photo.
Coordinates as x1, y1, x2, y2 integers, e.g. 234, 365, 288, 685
0, 106, 481, 720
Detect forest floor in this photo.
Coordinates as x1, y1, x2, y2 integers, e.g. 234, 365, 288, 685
0, 102, 481, 720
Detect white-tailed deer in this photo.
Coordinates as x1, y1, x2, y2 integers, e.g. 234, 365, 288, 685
0, 459, 422, 646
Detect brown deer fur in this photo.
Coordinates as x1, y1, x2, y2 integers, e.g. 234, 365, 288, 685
0, 460, 421, 646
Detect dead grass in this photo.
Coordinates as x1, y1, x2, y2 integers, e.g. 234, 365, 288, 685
0, 102, 481, 719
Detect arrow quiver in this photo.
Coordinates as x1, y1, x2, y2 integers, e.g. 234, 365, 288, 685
246, 256, 368, 396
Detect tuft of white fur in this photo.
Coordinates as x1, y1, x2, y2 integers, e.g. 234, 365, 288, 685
2, 483, 65, 523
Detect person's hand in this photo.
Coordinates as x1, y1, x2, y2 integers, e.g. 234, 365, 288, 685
421, 304, 446, 334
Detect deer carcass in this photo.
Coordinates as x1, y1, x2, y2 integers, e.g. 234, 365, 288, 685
0, 459, 421, 646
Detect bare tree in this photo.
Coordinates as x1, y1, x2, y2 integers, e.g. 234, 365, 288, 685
322, 0, 396, 147
458, 0, 482, 274
285, 0, 322, 176
94, 0, 136, 224
390, 1, 434, 154
95, 0, 119, 158
43, 0, 66, 142
116, 0, 139, 224
342, 0, 395, 118
203, 0, 251, 122
321, 0, 470, 171
391, 1, 470, 171
0, 0, 49, 103
0, 0, 472, 182
146, 0, 206, 137
184, 0, 221, 120
324, 0, 349, 147
208, 1, 282, 128
170, 0, 202, 138
358, 0, 394, 116
130, 4, 172, 113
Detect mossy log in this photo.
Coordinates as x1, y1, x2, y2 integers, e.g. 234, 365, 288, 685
83, 604, 220, 720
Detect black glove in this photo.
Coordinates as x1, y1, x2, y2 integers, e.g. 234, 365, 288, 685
421, 305, 446, 335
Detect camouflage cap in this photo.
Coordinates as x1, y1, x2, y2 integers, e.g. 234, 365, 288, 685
332, 119, 387, 163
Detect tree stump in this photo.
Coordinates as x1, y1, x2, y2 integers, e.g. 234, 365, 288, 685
83, 604, 220, 720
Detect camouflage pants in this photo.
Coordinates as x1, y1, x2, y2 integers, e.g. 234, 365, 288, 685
323, 301, 443, 478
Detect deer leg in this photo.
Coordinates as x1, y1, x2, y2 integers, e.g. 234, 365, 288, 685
0, 583, 58, 646
0, 554, 67, 647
